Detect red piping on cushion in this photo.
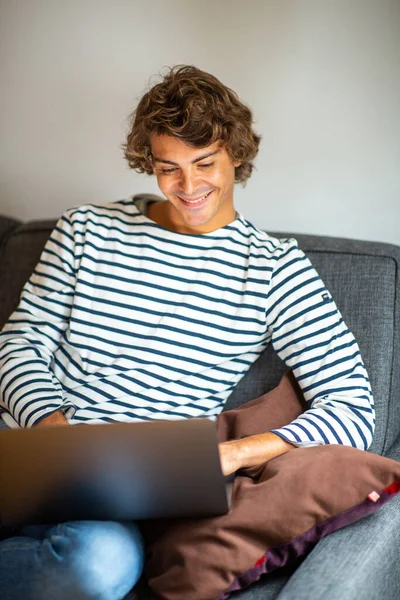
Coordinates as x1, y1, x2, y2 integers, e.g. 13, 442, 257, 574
384, 480, 400, 495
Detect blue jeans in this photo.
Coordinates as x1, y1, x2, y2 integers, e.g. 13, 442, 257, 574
0, 520, 144, 600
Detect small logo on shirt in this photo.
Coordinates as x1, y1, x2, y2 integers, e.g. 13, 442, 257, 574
322, 293, 330, 302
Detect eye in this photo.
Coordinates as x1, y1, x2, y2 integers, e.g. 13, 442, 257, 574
198, 162, 214, 169
160, 167, 177, 174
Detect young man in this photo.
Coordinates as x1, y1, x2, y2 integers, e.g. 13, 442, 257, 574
0, 66, 374, 600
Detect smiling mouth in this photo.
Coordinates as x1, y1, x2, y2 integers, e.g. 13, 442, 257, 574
177, 190, 213, 206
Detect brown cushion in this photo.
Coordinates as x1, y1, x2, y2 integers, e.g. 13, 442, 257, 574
141, 373, 400, 600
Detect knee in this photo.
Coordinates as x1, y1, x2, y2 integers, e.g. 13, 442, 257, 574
36, 520, 144, 600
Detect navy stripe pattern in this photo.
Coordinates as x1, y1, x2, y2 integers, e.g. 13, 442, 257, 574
0, 198, 375, 449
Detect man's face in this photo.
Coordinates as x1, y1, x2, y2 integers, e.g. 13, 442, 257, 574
150, 134, 240, 234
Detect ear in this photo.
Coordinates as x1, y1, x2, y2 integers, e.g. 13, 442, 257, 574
230, 152, 241, 168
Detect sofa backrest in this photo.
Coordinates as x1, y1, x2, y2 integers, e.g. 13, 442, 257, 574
0, 216, 399, 456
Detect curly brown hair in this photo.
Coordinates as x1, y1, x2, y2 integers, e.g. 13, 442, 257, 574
123, 65, 261, 184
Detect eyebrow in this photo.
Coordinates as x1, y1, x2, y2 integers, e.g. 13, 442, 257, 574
152, 150, 220, 166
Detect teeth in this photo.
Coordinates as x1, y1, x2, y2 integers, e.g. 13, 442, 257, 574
181, 191, 211, 204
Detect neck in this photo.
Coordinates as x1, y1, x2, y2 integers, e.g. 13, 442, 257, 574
148, 201, 237, 235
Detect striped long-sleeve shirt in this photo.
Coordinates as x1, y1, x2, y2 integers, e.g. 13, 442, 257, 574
0, 197, 375, 449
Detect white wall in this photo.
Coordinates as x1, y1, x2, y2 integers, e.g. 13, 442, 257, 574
0, 0, 399, 244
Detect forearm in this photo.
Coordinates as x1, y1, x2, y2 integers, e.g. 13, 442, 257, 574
236, 432, 296, 467
219, 432, 296, 475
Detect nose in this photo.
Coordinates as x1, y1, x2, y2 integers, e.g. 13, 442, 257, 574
179, 170, 197, 196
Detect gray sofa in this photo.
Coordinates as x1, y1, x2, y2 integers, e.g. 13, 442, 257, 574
1, 212, 400, 600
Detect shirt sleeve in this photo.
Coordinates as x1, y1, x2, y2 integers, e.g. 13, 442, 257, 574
0, 212, 78, 427
266, 238, 375, 450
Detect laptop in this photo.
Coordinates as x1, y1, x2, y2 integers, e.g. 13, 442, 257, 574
0, 418, 232, 527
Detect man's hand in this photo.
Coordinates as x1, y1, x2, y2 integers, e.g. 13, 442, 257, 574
35, 410, 69, 427
219, 432, 296, 476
